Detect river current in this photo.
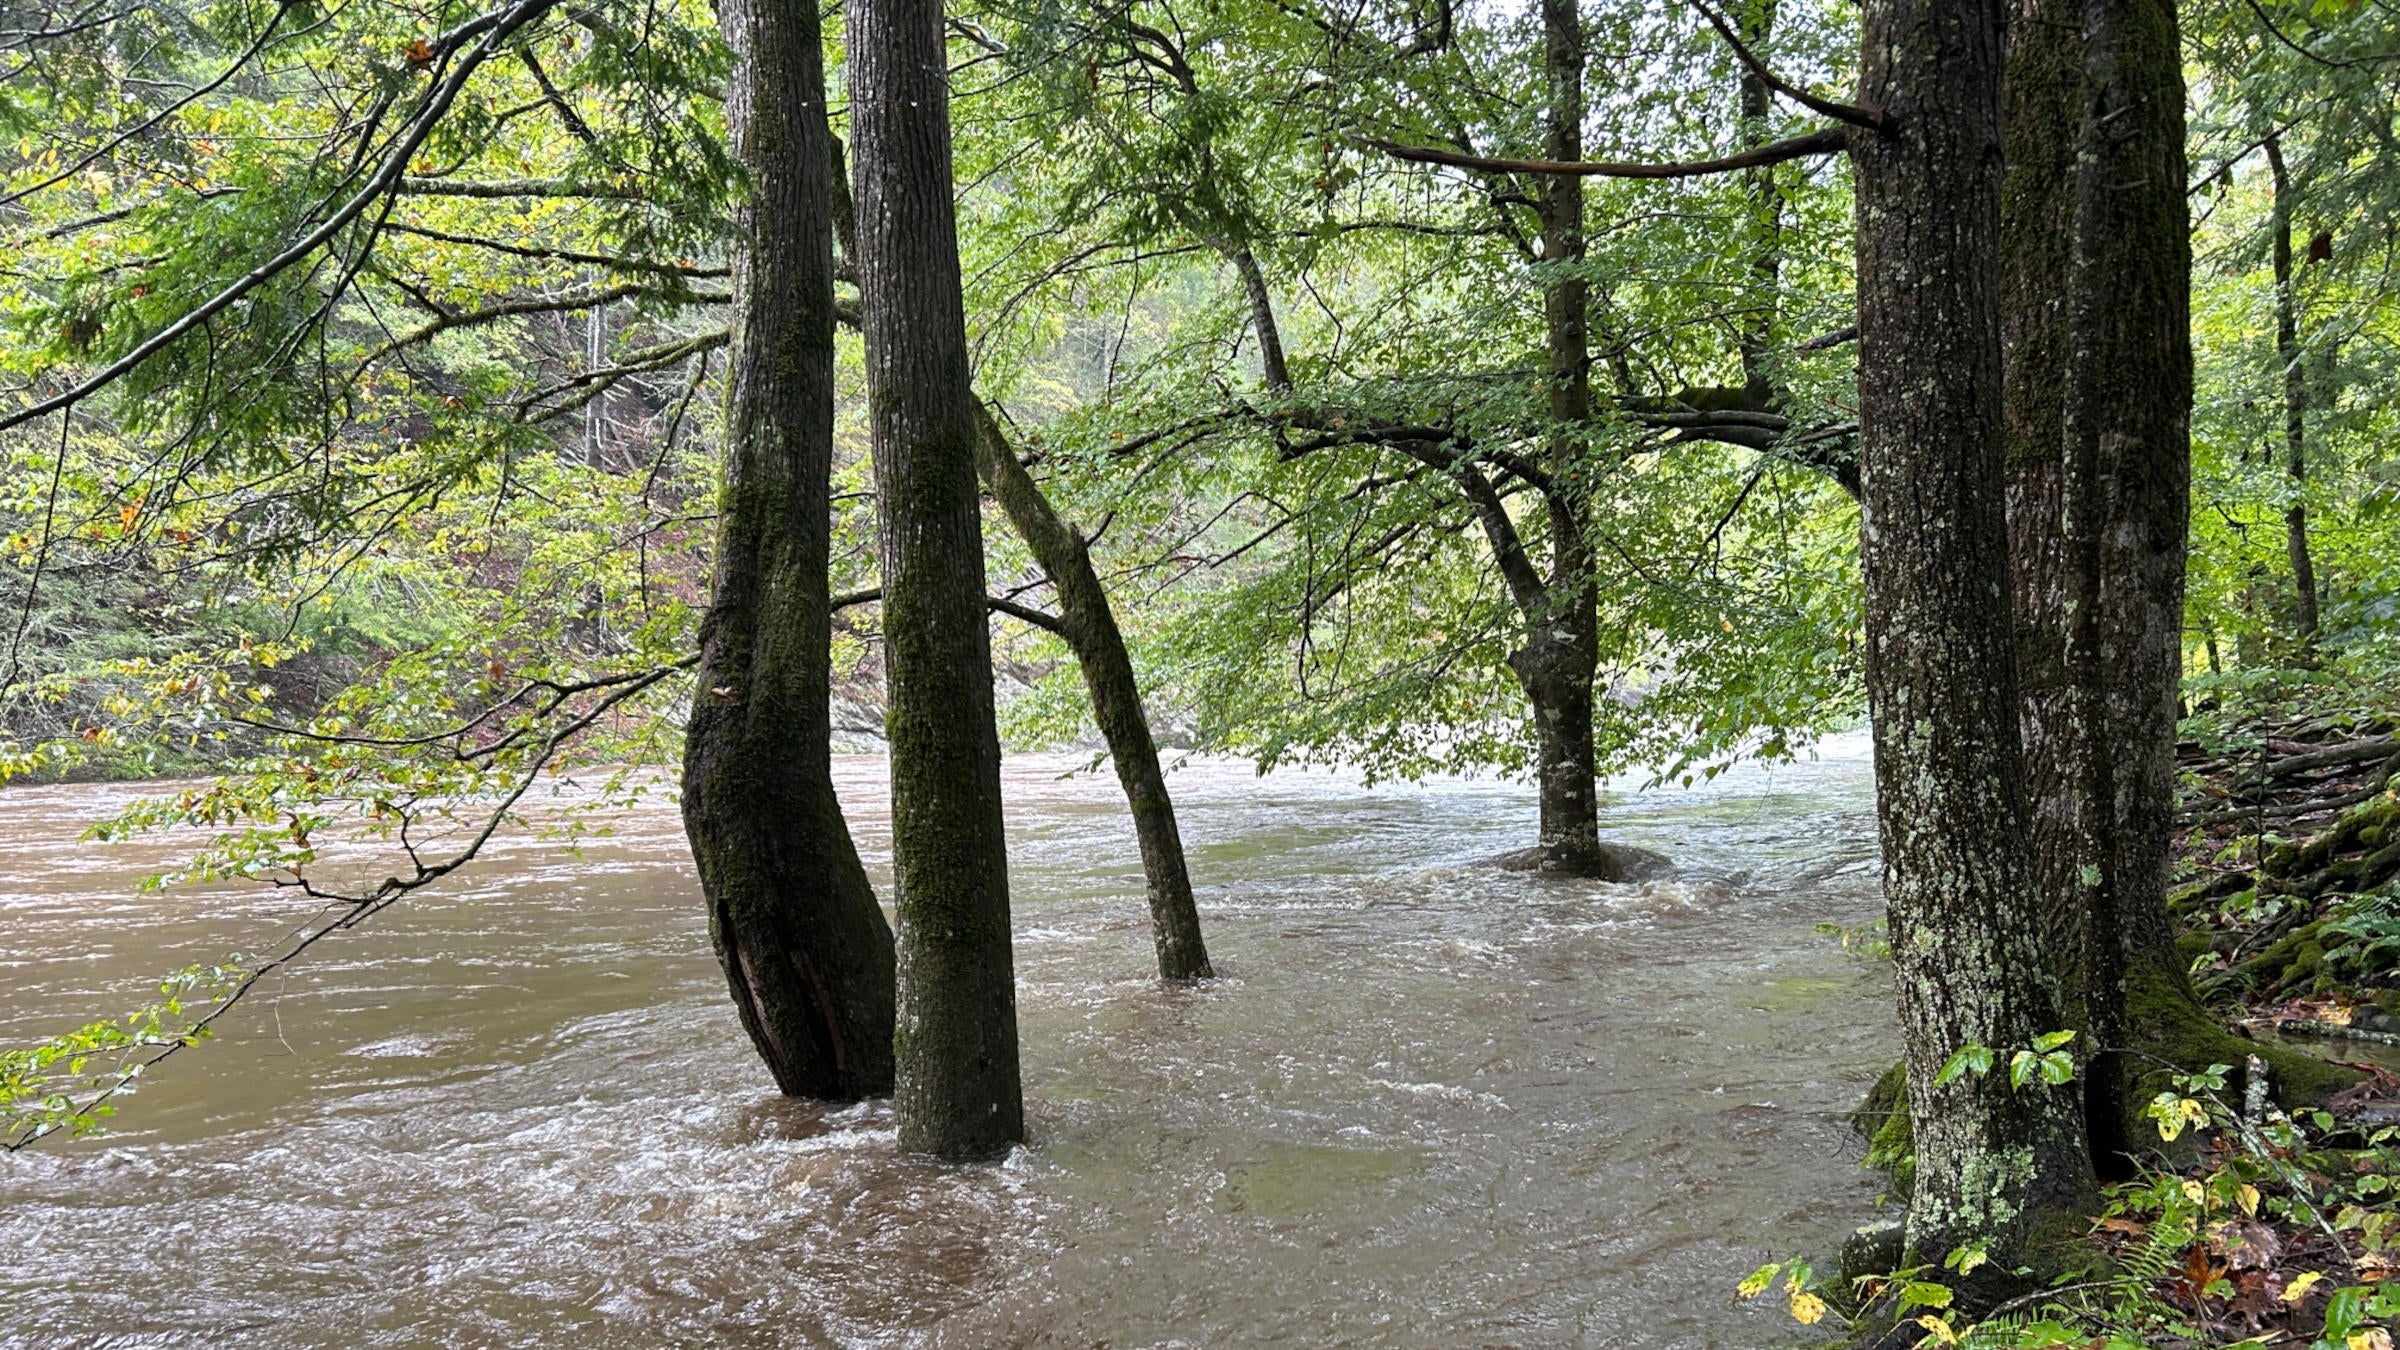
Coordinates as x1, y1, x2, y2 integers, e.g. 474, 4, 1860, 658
0, 746, 1894, 1347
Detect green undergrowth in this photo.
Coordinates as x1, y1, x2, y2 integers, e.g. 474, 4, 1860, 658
1777, 1065, 2400, 1348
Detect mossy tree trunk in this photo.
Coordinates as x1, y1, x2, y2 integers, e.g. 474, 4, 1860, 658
849, 0, 1024, 1160
1851, 0, 2094, 1270
970, 404, 1214, 981
1997, 0, 2346, 1152
827, 121, 1209, 984
683, 0, 894, 1101
2056, 0, 2198, 1157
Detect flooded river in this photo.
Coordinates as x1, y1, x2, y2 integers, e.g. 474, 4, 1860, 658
0, 748, 1894, 1347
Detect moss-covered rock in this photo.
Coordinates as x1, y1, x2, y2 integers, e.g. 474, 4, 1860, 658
1852, 1060, 1916, 1199
2120, 963, 2359, 1129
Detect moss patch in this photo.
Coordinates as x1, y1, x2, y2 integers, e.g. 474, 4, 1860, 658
2123, 962, 2359, 1114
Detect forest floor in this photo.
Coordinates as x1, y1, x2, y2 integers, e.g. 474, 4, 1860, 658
2176, 705, 2400, 1068
2093, 699, 2400, 1345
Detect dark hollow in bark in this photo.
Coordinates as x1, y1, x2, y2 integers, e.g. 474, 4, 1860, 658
848, 0, 1025, 1160
971, 404, 1214, 980
1851, 0, 2094, 1272
682, 0, 895, 1102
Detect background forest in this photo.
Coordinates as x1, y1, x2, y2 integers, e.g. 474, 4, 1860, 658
1, 0, 2392, 805
0, 0, 2390, 806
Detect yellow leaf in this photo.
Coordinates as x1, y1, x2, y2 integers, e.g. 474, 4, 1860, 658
2349, 1330, 2392, 1350
2239, 1183, 2260, 1216
1914, 1314, 1959, 1346
2284, 1270, 2325, 1303
1788, 1291, 1828, 1325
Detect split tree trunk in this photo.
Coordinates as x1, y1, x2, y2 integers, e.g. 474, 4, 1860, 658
683, 0, 894, 1101
848, 0, 1025, 1160
1851, 0, 2093, 1269
971, 404, 1214, 981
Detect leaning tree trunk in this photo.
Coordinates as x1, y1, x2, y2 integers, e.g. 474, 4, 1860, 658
1517, 0, 1606, 873
848, 0, 1024, 1160
682, 0, 894, 1101
1852, 0, 2093, 1273
970, 404, 1214, 981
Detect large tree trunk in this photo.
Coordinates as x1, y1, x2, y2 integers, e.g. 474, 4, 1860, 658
2266, 134, 2320, 643
682, 0, 894, 1101
2001, 0, 2344, 1158
970, 404, 1214, 981
849, 0, 1024, 1160
1519, 0, 1606, 874
2053, 0, 2197, 1159
1851, 0, 2093, 1271
2078, 0, 2197, 1027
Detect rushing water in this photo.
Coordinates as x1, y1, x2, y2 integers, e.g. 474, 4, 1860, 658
0, 746, 1896, 1348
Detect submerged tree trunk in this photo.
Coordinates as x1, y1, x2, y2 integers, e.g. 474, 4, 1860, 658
971, 404, 1214, 980
1228, 221, 1647, 880
829, 122, 1206, 985
2266, 134, 2320, 643
1852, 0, 2093, 1270
1518, 0, 1607, 873
683, 0, 894, 1101
849, 0, 1024, 1161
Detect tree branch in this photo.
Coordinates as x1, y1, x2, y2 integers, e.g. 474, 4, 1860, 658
0, 0, 565, 436
1688, 0, 1885, 128
1358, 125, 1850, 179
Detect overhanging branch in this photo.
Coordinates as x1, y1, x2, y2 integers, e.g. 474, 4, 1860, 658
1359, 125, 1850, 180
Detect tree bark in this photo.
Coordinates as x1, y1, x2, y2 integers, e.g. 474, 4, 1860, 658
2266, 134, 2320, 643
2001, 0, 2088, 1021
849, 0, 1025, 1160
971, 404, 1214, 980
1851, 0, 2093, 1270
683, 0, 895, 1102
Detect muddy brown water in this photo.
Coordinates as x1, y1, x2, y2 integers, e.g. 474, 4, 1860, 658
0, 748, 1896, 1347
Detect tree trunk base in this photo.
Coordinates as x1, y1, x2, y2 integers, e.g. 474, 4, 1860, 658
1487, 839, 1672, 881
